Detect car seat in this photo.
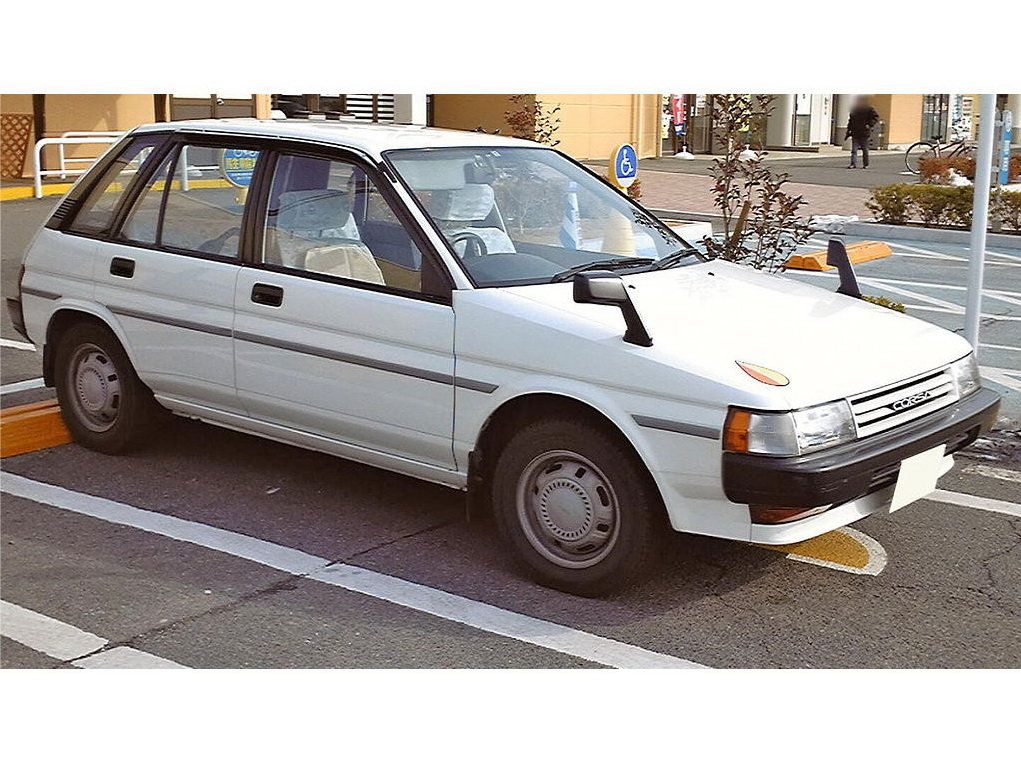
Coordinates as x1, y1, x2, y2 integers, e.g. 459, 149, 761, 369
427, 184, 515, 257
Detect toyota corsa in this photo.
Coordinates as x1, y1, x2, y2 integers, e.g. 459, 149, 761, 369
8, 119, 1000, 595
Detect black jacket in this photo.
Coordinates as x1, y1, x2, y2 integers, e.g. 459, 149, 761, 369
846, 105, 879, 140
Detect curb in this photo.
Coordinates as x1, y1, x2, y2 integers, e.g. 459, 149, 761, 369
0, 399, 72, 458
0, 184, 73, 202
841, 222, 1021, 248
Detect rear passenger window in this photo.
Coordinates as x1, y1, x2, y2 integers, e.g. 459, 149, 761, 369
117, 142, 261, 258
68, 135, 166, 235
160, 144, 261, 257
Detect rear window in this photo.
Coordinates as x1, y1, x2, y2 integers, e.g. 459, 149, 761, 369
66, 134, 168, 236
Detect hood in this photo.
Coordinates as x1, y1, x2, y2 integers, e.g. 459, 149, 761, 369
503, 260, 971, 409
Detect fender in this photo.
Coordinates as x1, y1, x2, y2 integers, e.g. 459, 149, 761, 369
41, 298, 140, 384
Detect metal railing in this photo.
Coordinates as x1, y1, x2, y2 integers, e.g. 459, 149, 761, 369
32, 133, 123, 198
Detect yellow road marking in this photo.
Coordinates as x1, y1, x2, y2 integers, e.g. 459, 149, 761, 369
761, 527, 888, 576
1, 177, 236, 202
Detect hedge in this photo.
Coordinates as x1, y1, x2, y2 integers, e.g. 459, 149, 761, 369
919, 155, 1021, 184
865, 184, 1021, 231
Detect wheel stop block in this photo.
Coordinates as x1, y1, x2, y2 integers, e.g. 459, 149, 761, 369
0, 399, 72, 458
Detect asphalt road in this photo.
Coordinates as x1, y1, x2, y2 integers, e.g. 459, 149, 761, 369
2, 195, 1020, 668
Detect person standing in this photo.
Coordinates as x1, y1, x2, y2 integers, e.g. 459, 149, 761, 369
846, 96, 880, 169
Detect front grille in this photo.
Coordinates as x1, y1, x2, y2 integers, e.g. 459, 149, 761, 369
850, 367, 958, 438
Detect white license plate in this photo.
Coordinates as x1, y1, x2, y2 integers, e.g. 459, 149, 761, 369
890, 444, 946, 512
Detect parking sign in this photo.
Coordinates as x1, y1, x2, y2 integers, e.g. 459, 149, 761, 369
610, 143, 638, 188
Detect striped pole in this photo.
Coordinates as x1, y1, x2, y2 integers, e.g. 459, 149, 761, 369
559, 181, 581, 250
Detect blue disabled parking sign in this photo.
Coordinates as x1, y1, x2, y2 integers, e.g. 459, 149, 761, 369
612, 143, 638, 188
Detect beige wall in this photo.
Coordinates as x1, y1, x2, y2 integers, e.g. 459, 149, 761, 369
871, 94, 924, 147
431, 94, 661, 161
1, 93, 158, 177
431, 94, 524, 136
537, 94, 660, 160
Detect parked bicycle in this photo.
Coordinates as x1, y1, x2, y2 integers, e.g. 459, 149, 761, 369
904, 129, 975, 175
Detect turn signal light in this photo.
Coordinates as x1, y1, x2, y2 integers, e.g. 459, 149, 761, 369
723, 409, 751, 452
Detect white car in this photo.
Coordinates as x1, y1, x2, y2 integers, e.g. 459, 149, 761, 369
8, 119, 1000, 595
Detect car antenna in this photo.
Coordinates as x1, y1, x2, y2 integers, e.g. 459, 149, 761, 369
827, 239, 862, 299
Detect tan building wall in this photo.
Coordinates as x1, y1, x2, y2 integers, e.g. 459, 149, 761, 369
1, 93, 158, 177
537, 94, 660, 160
431, 94, 661, 161
431, 94, 524, 135
871, 94, 924, 147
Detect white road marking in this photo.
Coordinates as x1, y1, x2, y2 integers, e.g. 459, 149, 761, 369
962, 464, 1021, 484
891, 243, 966, 261
980, 342, 1021, 353
980, 366, 1021, 393
928, 489, 1021, 519
0, 337, 35, 352
0, 471, 704, 669
0, 377, 46, 395
0, 600, 185, 668
858, 277, 963, 311
902, 304, 1021, 321
73, 646, 184, 669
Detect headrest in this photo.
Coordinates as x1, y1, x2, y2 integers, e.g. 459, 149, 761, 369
275, 190, 351, 232
428, 184, 496, 222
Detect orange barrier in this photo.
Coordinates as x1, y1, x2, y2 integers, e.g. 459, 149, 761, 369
0, 399, 72, 458
786, 240, 892, 271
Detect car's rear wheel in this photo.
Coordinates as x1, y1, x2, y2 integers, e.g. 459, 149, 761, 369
55, 321, 159, 453
491, 417, 665, 596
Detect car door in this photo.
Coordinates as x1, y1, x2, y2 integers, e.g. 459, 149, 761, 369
91, 134, 264, 415
233, 148, 458, 470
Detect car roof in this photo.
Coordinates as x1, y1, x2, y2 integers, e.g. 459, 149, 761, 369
133, 118, 538, 158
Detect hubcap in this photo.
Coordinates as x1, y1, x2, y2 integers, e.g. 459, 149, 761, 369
68, 343, 121, 432
516, 450, 619, 569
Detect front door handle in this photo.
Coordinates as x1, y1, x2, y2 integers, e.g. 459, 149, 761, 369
110, 257, 135, 278
251, 283, 284, 307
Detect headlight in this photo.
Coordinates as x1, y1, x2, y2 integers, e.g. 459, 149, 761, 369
949, 353, 980, 400
724, 400, 856, 456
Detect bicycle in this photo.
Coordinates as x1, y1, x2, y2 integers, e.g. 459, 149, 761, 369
904, 131, 975, 175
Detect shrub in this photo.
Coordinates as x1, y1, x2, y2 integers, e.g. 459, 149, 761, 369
995, 190, 1021, 231
918, 155, 976, 183
866, 184, 1020, 231
862, 295, 906, 312
865, 184, 913, 224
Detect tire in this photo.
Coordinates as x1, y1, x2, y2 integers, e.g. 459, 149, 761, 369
905, 141, 936, 174
54, 320, 160, 453
491, 417, 666, 596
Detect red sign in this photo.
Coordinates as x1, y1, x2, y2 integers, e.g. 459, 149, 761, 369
670, 94, 686, 127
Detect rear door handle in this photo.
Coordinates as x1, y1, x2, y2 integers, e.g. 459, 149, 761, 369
251, 283, 284, 307
110, 257, 135, 278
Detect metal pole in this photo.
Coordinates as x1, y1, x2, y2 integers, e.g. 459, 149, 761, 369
964, 94, 997, 351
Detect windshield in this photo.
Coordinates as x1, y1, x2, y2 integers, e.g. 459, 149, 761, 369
386, 147, 698, 287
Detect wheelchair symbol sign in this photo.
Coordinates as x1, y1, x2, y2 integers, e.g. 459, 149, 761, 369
611, 144, 638, 188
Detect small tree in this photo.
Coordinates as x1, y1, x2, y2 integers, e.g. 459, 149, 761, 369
703, 95, 811, 272
505, 95, 561, 147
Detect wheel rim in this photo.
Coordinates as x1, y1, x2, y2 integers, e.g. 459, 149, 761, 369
67, 342, 121, 432
515, 450, 620, 569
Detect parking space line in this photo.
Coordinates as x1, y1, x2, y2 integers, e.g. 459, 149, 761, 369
0, 600, 185, 668
980, 367, 1021, 393
0, 471, 705, 669
0, 338, 36, 352
0, 378, 46, 395
928, 489, 1021, 518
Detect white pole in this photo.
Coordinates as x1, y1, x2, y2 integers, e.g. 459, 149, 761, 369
964, 94, 997, 351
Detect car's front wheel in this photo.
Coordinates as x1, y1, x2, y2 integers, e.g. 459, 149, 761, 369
54, 320, 159, 453
491, 417, 665, 596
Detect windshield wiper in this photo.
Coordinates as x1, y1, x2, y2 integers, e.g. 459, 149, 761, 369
650, 247, 701, 270
550, 257, 655, 283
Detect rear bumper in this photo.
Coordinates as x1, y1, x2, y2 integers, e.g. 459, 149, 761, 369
722, 387, 1000, 508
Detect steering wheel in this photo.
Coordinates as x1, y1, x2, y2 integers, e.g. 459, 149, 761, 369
448, 231, 488, 260
198, 226, 242, 255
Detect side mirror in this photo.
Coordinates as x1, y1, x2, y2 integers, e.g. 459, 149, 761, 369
573, 271, 653, 347
827, 239, 862, 299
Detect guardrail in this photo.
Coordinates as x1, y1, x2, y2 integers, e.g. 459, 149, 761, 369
56, 131, 124, 180
32, 134, 123, 198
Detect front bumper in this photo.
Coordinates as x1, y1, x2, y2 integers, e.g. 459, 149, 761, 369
722, 387, 1000, 508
